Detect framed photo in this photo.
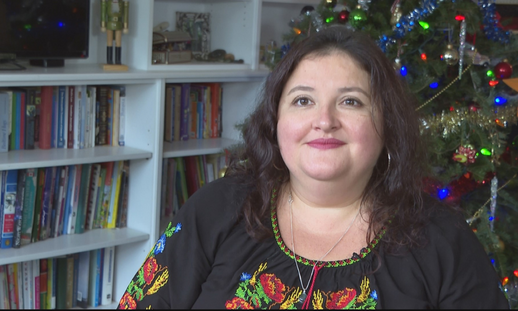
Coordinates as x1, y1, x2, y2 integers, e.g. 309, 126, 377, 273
176, 12, 210, 60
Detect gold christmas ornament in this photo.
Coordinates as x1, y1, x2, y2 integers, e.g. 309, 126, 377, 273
390, 3, 402, 26
443, 44, 459, 66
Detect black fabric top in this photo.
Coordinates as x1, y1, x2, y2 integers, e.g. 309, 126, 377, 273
117, 176, 509, 309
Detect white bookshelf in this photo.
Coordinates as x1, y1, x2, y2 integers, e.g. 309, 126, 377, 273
0, 0, 315, 308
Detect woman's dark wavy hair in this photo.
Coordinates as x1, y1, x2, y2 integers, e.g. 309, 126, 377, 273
226, 26, 431, 253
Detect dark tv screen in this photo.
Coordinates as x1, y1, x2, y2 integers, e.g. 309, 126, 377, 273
0, 0, 90, 63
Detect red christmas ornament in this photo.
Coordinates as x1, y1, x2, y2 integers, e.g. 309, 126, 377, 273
494, 61, 513, 79
453, 145, 477, 164
338, 10, 349, 24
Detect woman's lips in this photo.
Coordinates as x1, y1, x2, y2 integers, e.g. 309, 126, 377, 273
307, 138, 345, 150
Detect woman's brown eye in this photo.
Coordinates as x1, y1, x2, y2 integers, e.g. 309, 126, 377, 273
344, 98, 361, 106
295, 98, 311, 106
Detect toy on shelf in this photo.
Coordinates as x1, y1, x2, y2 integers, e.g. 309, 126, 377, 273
101, 0, 129, 71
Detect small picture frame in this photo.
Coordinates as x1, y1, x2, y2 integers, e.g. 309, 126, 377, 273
176, 12, 210, 60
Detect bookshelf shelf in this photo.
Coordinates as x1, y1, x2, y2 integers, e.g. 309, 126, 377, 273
163, 138, 238, 158
0, 146, 152, 171
0, 228, 149, 266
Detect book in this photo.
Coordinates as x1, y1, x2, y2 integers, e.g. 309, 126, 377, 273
15, 262, 23, 309
39, 166, 55, 241
67, 85, 75, 149
68, 164, 82, 234
106, 88, 114, 146
24, 87, 38, 150
55, 166, 69, 238
73, 85, 82, 150
179, 83, 191, 141
22, 260, 34, 309
77, 251, 90, 308
31, 168, 45, 243
51, 86, 58, 148
33, 88, 42, 145
13, 90, 21, 150
87, 86, 97, 148
176, 157, 189, 206
1, 169, 18, 248
107, 161, 123, 228
117, 85, 126, 146
20, 168, 37, 246
205, 82, 221, 138
49, 166, 62, 238
75, 164, 92, 234
184, 155, 200, 197
116, 160, 129, 228
38, 86, 53, 150
12, 169, 26, 248
189, 85, 201, 139
6, 263, 18, 309
86, 163, 101, 230
0, 92, 10, 152
49, 257, 57, 309
93, 167, 107, 229
39, 258, 48, 309
100, 162, 115, 228
88, 249, 102, 308
57, 86, 67, 148
66, 255, 74, 309
17, 90, 26, 150
101, 246, 115, 306
96, 86, 110, 146
55, 256, 67, 309
172, 84, 182, 141
32, 258, 40, 309
111, 87, 120, 147
0, 265, 10, 309
62, 165, 76, 236
79, 85, 87, 149
72, 253, 79, 308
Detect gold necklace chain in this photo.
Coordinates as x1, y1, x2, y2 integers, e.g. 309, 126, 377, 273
288, 191, 360, 303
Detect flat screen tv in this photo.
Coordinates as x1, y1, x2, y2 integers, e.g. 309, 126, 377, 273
0, 0, 90, 67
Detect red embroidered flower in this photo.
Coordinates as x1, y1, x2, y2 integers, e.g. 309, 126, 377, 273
225, 297, 254, 309
119, 292, 137, 309
326, 287, 357, 309
143, 257, 158, 285
259, 273, 285, 303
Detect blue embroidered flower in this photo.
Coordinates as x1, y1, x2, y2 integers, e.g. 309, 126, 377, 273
370, 290, 378, 300
154, 234, 166, 254
240, 272, 252, 281
174, 223, 182, 233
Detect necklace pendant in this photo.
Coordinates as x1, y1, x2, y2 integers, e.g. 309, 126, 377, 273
299, 292, 307, 303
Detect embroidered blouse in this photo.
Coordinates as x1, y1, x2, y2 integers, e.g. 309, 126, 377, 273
117, 176, 509, 309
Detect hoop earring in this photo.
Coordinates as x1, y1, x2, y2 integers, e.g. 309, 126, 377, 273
386, 153, 391, 174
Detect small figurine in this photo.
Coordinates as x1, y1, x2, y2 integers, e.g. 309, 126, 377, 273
101, 0, 129, 65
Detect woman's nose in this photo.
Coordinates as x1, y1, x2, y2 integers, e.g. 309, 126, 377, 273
313, 104, 340, 132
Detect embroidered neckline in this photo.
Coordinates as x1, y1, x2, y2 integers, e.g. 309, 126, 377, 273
270, 188, 387, 268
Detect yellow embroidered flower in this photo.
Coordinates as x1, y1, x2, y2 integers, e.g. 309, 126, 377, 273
357, 276, 371, 303
312, 289, 324, 309
250, 262, 267, 287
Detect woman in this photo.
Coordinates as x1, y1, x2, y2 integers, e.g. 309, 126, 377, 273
118, 27, 509, 309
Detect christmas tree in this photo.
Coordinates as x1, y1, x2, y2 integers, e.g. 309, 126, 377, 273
265, 0, 518, 306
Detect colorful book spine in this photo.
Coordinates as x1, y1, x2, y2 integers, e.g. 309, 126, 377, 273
100, 162, 114, 228
57, 86, 67, 148
38, 167, 54, 241
51, 87, 58, 148
67, 165, 82, 234
79, 85, 87, 149
38, 86, 53, 150
107, 161, 123, 228
0, 265, 11, 309
33, 259, 40, 309
1, 169, 18, 248
31, 168, 45, 243
111, 87, 120, 147
62, 165, 76, 236
7, 263, 18, 309
55, 166, 69, 238
93, 167, 107, 229
49, 166, 61, 238
88, 249, 102, 307
12, 169, 26, 248
118, 86, 126, 146
106, 88, 114, 146
97, 86, 109, 146
67, 86, 75, 149
101, 246, 115, 306
115, 160, 129, 228
39, 259, 48, 309
180, 83, 191, 141
75, 164, 92, 234
20, 168, 37, 245
24, 88, 37, 150
0, 92, 9, 152
22, 260, 34, 309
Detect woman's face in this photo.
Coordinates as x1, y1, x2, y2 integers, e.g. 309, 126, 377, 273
277, 51, 384, 188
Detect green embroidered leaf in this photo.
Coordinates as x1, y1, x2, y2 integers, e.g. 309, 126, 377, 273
236, 286, 246, 299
